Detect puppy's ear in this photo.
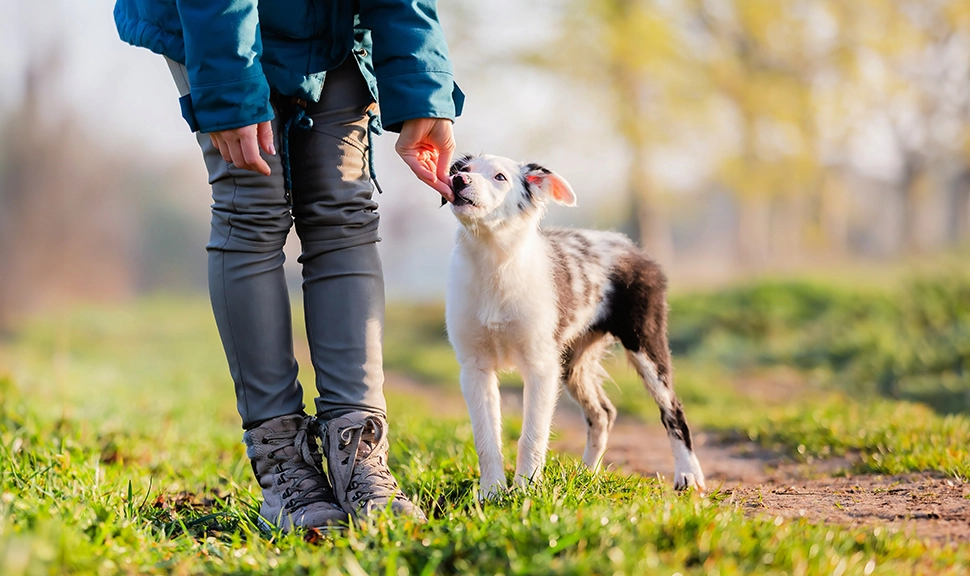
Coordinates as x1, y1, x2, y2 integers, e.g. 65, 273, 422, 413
450, 154, 474, 176
523, 163, 577, 206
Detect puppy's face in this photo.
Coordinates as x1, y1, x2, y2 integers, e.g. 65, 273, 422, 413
448, 154, 576, 230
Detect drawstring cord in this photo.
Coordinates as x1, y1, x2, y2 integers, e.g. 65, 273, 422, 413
280, 102, 384, 201
366, 109, 384, 195
281, 105, 314, 204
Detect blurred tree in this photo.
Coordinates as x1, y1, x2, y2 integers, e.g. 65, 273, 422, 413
0, 44, 134, 329
531, 0, 970, 268
829, 0, 970, 252
528, 0, 694, 265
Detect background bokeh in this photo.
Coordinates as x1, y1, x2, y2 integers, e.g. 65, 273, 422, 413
1, 0, 969, 324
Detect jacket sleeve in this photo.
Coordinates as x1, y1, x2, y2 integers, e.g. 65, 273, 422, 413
175, 0, 274, 133
358, 0, 464, 133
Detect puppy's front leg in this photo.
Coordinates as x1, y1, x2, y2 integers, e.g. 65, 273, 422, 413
514, 360, 560, 489
459, 363, 507, 498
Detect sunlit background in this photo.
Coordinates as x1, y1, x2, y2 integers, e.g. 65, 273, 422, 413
1, 0, 969, 324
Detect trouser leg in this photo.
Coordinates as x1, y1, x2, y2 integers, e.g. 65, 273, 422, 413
303, 243, 386, 420
287, 57, 386, 420
168, 58, 305, 430
201, 130, 306, 429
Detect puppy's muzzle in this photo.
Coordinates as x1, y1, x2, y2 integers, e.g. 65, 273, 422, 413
451, 173, 473, 206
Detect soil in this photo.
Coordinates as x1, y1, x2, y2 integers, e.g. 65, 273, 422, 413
384, 372, 970, 545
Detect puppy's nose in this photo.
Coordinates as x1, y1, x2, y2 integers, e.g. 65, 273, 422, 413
452, 173, 470, 192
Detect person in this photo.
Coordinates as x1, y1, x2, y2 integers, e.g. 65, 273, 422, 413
113, 0, 463, 529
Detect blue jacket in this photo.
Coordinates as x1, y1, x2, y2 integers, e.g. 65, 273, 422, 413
114, 0, 464, 134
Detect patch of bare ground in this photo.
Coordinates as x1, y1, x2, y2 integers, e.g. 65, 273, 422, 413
727, 475, 970, 545
385, 372, 970, 544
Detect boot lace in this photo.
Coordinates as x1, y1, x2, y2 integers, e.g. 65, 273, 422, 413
335, 416, 401, 504
263, 426, 336, 512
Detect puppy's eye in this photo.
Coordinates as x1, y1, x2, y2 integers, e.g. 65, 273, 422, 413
494, 173, 507, 182
460, 166, 470, 172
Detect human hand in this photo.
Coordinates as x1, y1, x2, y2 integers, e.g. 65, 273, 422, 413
395, 118, 455, 202
208, 121, 276, 176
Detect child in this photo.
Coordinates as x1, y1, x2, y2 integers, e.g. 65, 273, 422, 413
114, 0, 463, 528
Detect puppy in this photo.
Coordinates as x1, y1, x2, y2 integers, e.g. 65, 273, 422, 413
444, 154, 706, 498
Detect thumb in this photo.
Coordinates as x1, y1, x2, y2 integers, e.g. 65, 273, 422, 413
257, 121, 276, 156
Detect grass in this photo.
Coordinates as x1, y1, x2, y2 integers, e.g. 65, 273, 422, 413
1, 289, 969, 574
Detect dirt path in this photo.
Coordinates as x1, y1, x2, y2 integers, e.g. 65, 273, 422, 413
384, 372, 970, 544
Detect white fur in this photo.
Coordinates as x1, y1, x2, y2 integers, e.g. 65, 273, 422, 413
445, 154, 706, 498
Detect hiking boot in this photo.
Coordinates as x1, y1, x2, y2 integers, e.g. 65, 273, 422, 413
316, 411, 427, 522
243, 413, 349, 531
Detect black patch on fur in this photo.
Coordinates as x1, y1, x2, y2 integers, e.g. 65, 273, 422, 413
450, 154, 474, 176
521, 163, 552, 206
661, 401, 693, 451
519, 174, 536, 205
600, 399, 617, 428
592, 253, 668, 362
590, 252, 695, 450
525, 162, 551, 175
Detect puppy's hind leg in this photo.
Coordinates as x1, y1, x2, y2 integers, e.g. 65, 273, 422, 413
562, 333, 616, 471
459, 362, 507, 499
627, 349, 706, 492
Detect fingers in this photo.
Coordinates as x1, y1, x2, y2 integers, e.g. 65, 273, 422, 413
396, 118, 457, 202
208, 125, 272, 176
430, 179, 455, 200
432, 123, 456, 191
238, 133, 271, 176
400, 150, 454, 202
257, 121, 276, 156
401, 154, 439, 190
211, 133, 232, 163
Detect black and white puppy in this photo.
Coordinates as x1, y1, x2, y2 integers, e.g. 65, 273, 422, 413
444, 154, 705, 498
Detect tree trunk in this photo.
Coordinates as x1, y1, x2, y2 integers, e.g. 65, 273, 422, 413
737, 194, 771, 268
948, 167, 970, 243
896, 156, 923, 254
0, 51, 134, 329
820, 172, 850, 256
771, 194, 805, 265
629, 157, 674, 268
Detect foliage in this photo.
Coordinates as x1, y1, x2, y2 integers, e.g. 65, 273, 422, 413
731, 397, 970, 479
667, 274, 970, 413
535, 0, 970, 261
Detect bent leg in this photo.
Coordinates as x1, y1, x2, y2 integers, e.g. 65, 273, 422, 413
200, 130, 305, 430
626, 350, 705, 491
562, 333, 616, 471
167, 57, 304, 429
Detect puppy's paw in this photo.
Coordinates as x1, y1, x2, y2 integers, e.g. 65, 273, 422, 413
673, 472, 707, 494
513, 472, 542, 491
479, 479, 508, 501
672, 448, 706, 493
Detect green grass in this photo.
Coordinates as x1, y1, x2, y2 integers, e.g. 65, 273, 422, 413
1, 294, 969, 574
726, 396, 970, 479
666, 274, 970, 413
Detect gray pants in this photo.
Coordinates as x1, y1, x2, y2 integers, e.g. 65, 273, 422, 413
168, 58, 387, 429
